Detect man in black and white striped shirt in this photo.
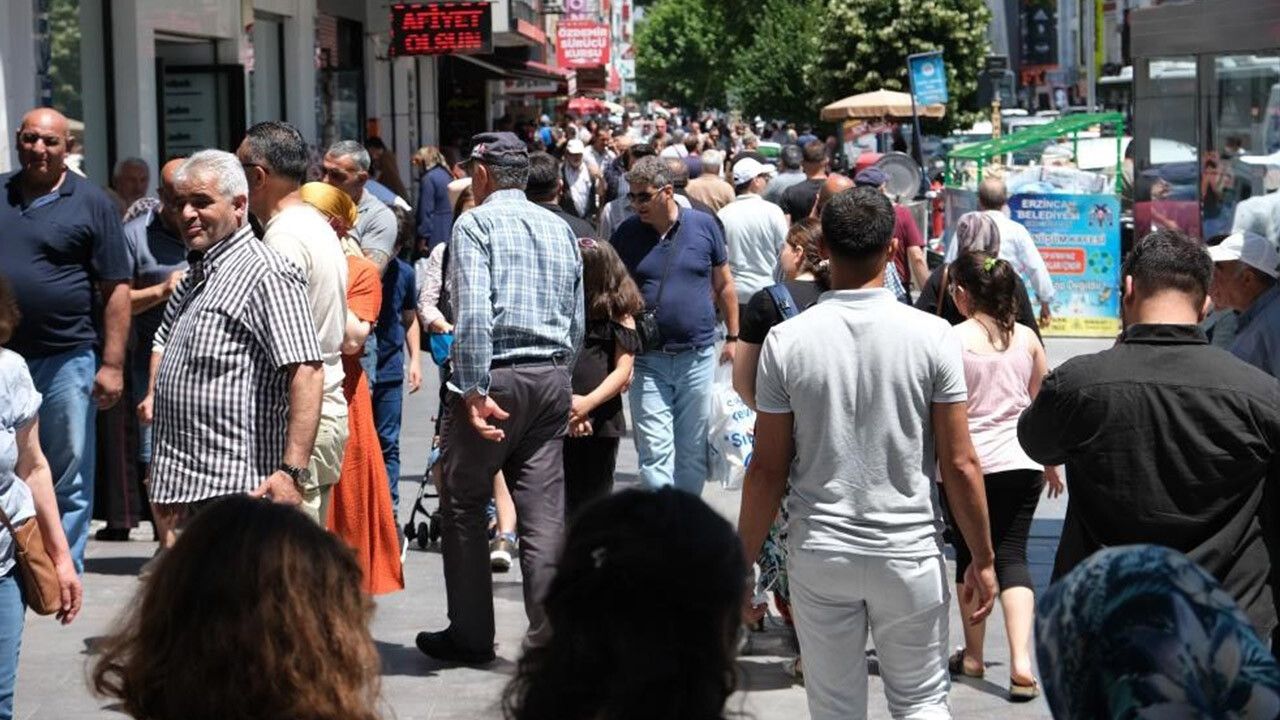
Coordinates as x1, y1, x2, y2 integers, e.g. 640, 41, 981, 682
140, 150, 323, 539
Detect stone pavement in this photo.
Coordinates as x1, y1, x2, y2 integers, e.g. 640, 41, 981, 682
15, 338, 1105, 720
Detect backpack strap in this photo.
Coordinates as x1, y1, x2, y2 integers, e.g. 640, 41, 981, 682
765, 283, 800, 321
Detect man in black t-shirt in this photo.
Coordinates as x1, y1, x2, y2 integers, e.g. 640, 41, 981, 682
780, 141, 828, 223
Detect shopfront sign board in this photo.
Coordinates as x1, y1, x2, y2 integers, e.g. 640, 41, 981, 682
390, 3, 493, 56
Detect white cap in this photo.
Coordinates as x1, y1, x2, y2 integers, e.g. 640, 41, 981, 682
1208, 231, 1280, 279
732, 157, 776, 186
566, 139, 586, 155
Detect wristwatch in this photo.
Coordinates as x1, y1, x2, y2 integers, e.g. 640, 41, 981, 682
725, 334, 739, 342
277, 463, 311, 488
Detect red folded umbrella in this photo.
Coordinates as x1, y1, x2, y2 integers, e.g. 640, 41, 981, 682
567, 96, 606, 115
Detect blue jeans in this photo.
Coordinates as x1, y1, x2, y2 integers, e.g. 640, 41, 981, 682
129, 355, 152, 464
629, 345, 716, 495
0, 570, 24, 720
26, 348, 96, 574
372, 381, 403, 508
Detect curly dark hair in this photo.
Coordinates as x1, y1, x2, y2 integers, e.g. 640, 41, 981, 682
91, 496, 381, 720
503, 488, 745, 720
949, 251, 1020, 349
0, 273, 19, 347
581, 240, 646, 322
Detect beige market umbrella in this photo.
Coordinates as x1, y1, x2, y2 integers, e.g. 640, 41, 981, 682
820, 89, 946, 122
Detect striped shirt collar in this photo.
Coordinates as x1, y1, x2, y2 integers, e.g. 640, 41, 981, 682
198, 223, 255, 271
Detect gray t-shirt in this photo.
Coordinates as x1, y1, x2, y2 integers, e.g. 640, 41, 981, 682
354, 189, 399, 262
756, 288, 967, 558
0, 349, 39, 576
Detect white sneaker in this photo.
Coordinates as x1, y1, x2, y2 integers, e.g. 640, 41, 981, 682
490, 536, 515, 573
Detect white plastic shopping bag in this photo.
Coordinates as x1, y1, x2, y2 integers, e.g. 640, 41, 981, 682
707, 364, 755, 490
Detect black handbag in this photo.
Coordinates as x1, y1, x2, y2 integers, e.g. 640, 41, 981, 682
636, 230, 683, 353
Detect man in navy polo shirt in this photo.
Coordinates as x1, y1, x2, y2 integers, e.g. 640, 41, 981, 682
611, 155, 739, 496
0, 108, 132, 572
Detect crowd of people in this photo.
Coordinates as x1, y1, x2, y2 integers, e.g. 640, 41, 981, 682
1, 100, 1280, 720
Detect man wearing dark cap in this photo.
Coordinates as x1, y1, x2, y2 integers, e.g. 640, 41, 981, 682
419, 132, 584, 664
855, 167, 929, 296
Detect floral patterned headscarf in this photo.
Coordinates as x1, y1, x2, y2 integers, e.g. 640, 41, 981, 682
1037, 545, 1280, 720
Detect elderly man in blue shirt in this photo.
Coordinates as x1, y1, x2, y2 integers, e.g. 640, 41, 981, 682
417, 132, 584, 666
1209, 230, 1280, 377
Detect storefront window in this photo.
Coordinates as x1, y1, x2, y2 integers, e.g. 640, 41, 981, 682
317, 14, 365, 148
1133, 56, 1200, 239
1204, 53, 1280, 238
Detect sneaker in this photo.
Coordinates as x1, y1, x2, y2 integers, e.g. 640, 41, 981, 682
94, 527, 131, 542
490, 536, 515, 573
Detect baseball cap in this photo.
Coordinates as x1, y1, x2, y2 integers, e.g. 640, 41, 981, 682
1208, 231, 1280, 278
854, 167, 888, 187
566, 139, 586, 155
468, 132, 528, 166
732, 157, 776, 186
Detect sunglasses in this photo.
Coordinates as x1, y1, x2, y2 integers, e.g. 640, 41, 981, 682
626, 185, 669, 204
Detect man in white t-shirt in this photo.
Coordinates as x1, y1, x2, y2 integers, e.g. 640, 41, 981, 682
237, 121, 349, 524
718, 157, 788, 314
944, 178, 1056, 326
739, 187, 997, 720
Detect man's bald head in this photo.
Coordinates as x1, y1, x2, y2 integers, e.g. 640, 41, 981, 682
157, 158, 187, 234
16, 108, 71, 185
813, 173, 855, 218
978, 177, 1008, 211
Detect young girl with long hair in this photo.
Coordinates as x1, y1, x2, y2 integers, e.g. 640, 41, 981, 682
945, 251, 1062, 701
564, 239, 645, 517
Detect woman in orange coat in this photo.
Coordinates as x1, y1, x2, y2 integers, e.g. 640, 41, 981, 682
300, 182, 405, 595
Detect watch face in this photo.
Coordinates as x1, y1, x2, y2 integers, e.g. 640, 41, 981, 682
297, 468, 312, 483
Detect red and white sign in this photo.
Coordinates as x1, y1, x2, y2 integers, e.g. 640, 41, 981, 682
556, 20, 610, 68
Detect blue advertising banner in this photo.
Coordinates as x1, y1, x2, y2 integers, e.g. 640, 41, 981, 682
908, 52, 948, 106
1008, 193, 1121, 337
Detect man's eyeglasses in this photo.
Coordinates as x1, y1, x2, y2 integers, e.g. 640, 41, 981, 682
626, 185, 669, 204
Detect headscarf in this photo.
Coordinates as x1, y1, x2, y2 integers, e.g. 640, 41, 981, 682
1036, 545, 1280, 720
299, 181, 358, 230
953, 211, 1001, 256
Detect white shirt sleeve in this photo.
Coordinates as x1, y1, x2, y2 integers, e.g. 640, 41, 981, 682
932, 326, 968, 404
1006, 220, 1055, 303
415, 248, 446, 329
755, 331, 792, 414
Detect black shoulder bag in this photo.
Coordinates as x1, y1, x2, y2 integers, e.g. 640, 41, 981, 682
636, 231, 683, 353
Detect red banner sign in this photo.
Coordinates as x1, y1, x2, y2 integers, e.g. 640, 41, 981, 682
556, 20, 610, 68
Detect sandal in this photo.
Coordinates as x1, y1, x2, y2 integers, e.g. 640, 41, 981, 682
947, 648, 984, 679
1009, 678, 1041, 701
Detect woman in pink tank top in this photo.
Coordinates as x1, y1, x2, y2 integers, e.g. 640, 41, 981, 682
943, 252, 1063, 701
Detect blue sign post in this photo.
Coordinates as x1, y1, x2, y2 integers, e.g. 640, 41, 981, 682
908, 51, 949, 106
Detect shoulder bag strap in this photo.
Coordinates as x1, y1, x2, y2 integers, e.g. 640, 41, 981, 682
935, 264, 950, 318
765, 283, 800, 321
0, 502, 19, 539
650, 221, 684, 313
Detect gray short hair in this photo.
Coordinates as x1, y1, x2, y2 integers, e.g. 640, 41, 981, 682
700, 149, 723, 174
484, 160, 529, 191
113, 156, 148, 178
327, 140, 371, 172
627, 155, 673, 190
176, 149, 248, 201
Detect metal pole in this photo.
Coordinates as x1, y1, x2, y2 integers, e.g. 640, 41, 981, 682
1084, 0, 1097, 110
907, 68, 926, 198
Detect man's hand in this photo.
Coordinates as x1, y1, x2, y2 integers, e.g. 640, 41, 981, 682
720, 339, 737, 366
569, 418, 593, 438
407, 362, 422, 394
1045, 465, 1065, 498
1039, 301, 1052, 328
248, 471, 303, 505
962, 562, 998, 625
466, 393, 510, 442
137, 393, 155, 425
92, 365, 124, 410
163, 269, 185, 296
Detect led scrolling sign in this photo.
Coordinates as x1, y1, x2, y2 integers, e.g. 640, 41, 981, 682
390, 3, 494, 56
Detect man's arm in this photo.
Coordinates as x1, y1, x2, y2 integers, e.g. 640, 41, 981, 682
568, 248, 586, 368
932, 401, 997, 624
136, 350, 163, 425
130, 270, 185, 315
1017, 369, 1071, 466
907, 246, 930, 292
712, 263, 738, 365
94, 279, 132, 409
404, 310, 422, 393
250, 361, 323, 505
449, 219, 494, 397
737, 410, 794, 566
362, 211, 396, 275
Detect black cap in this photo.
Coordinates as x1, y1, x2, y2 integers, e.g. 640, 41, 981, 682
469, 131, 528, 166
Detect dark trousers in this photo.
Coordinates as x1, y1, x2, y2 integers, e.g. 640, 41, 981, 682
564, 436, 620, 520
439, 363, 570, 653
372, 381, 403, 509
948, 469, 1044, 590
94, 362, 147, 529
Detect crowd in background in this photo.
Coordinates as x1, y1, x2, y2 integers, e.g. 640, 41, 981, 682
0, 101, 1279, 720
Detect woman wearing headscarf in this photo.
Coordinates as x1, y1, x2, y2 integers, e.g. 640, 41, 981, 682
1037, 545, 1280, 720
299, 182, 404, 595
915, 211, 1042, 337
412, 146, 455, 254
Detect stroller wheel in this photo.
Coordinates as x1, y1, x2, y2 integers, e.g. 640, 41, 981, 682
416, 522, 431, 550
428, 513, 443, 543
403, 522, 416, 540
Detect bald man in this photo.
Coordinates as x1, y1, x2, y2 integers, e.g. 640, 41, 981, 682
91, 158, 189, 543
810, 174, 911, 304
0, 108, 132, 572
